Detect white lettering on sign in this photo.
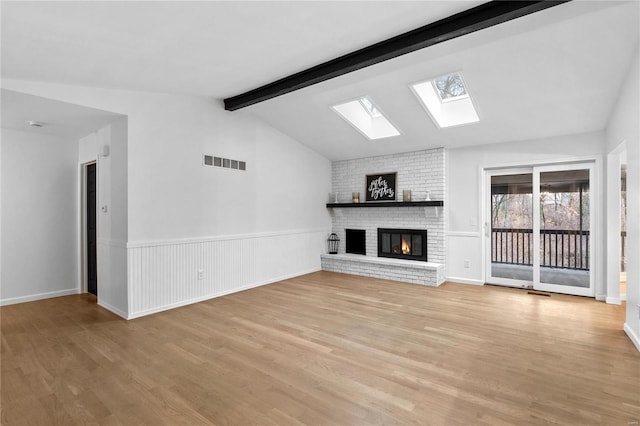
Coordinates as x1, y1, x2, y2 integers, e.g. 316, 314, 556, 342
368, 176, 395, 200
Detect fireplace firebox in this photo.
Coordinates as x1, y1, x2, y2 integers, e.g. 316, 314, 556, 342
378, 228, 427, 262
345, 229, 366, 255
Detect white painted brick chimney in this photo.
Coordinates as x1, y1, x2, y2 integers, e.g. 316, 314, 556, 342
322, 148, 446, 286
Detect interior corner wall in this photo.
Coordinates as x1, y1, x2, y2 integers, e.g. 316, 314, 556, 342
1, 128, 79, 304
446, 132, 605, 287
94, 118, 129, 318
606, 45, 640, 351
2, 80, 332, 319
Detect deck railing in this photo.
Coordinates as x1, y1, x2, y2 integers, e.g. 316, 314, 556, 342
492, 228, 590, 270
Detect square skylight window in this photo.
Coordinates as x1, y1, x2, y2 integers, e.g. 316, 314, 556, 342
411, 72, 479, 128
332, 97, 400, 140
432, 73, 468, 101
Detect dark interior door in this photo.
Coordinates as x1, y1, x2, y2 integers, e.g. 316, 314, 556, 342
87, 163, 97, 296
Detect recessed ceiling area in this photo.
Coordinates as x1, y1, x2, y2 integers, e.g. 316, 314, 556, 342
1, 89, 124, 139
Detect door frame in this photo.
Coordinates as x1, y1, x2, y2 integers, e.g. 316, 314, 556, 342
482, 156, 602, 297
484, 167, 534, 288
606, 141, 626, 304
532, 162, 595, 297
79, 160, 97, 295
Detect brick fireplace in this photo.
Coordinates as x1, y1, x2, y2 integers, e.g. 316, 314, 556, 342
321, 148, 446, 286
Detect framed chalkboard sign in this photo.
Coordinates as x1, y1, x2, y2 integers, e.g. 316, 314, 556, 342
366, 172, 396, 201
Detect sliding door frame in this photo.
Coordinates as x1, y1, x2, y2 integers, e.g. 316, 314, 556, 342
484, 167, 534, 288
532, 162, 595, 297
482, 156, 602, 297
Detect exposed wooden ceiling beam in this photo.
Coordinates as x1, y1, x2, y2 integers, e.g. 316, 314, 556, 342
224, 0, 570, 111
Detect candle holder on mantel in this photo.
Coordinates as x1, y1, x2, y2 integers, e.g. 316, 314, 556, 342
352, 192, 360, 203
403, 190, 412, 202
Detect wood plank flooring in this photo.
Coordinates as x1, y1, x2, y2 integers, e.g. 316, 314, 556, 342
2, 271, 639, 425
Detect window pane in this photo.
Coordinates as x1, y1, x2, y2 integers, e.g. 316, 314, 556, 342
381, 233, 390, 253
391, 234, 401, 254
412, 235, 422, 256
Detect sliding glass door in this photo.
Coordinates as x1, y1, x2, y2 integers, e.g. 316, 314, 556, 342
486, 169, 534, 288
486, 162, 595, 296
533, 163, 594, 296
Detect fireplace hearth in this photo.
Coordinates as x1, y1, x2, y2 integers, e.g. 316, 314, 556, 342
378, 228, 427, 262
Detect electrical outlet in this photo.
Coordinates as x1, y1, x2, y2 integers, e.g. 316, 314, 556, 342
464, 259, 471, 268
197, 269, 204, 280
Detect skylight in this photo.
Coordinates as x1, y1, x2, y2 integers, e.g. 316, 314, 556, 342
432, 73, 468, 101
411, 72, 479, 128
332, 97, 400, 140
359, 97, 382, 118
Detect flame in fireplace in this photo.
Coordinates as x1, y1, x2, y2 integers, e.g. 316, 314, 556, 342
402, 239, 410, 255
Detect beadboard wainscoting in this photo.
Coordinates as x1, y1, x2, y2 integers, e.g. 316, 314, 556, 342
126, 229, 328, 319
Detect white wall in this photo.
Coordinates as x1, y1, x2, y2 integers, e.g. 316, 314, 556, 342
94, 118, 129, 316
606, 46, 640, 351
76, 120, 129, 317
446, 132, 605, 287
79, 132, 97, 165
3, 80, 332, 318
3, 80, 331, 240
1, 129, 79, 304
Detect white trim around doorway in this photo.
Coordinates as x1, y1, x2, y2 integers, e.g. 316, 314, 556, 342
606, 141, 627, 305
79, 160, 97, 295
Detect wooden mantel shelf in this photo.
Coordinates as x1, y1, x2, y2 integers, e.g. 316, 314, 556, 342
326, 201, 443, 208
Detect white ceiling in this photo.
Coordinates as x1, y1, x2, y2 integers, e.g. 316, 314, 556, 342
1, 1, 638, 159
1, 1, 480, 98
246, 1, 640, 159
1, 89, 124, 139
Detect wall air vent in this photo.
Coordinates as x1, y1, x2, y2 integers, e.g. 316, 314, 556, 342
203, 155, 246, 171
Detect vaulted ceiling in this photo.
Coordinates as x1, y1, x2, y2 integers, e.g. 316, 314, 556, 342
246, 1, 639, 159
2, 1, 638, 160
1, 1, 480, 97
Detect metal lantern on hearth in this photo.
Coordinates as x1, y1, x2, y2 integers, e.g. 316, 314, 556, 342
327, 233, 340, 254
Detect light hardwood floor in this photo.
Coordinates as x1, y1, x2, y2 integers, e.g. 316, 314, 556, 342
2, 271, 639, 425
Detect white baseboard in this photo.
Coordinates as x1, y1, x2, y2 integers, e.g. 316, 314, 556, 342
623, 323, 640, 352
595, 294, 606, 302
0, 288, 79, 306
621, 293, 627, 301
98, 300, 128, 319
446, 277, 484, 286
605, 296, 621, 305
127, 267, 321, 320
